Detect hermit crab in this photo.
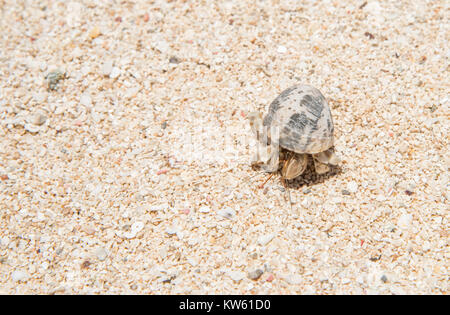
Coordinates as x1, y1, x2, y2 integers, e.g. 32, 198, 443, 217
249, 84, 340, 181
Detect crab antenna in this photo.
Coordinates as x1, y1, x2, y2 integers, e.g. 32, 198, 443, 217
258, 173, 274, 189
286, 185, 293, 214
281, 176, 293, 215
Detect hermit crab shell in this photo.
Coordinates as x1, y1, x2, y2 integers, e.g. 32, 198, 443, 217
262, 84, 335, 154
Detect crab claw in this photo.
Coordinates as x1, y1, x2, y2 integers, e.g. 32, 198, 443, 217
313, 148, 340, 165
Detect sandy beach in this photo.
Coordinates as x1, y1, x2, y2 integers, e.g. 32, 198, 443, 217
0, 0, 448, 294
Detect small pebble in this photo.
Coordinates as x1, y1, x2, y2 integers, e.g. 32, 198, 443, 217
46, 70, 65, 90
347, 181, 358, 193
24, 124, 40, 133
229, 271, 245, 282
380, 275, 388, 283
364, 31, 375, 40
199, 206, 210, 213
248, 269, 264, 280
149, 204, 166, 212
159, 247, 168, 259
11, 270, 29, 282
217, 207, 235, 219
33, 93, 47, 103
156, 169, 168, 175
165, 226, 179, 235
109, 67, 121, 79
80, 93, 92, 107
31, 112, 47, 126
169, 56, 181, 64
101, 60, 114, 76
370, 254, 382, 262
154, 40, 169, 54
422, 241, 431, 252
89, 26, 101, 39
342, 278, 351, 284
0, 236, 10, 248
121, 221, 144, 239
284, 274, 302, 285
277, 45, 287, 53
39, 62, 47, 71
187, 257, 198, 267
398, 213, 412, 229
160, 274, 176, 284
341, 189, 351, 195
94, 247, 108, 261
131, 221, 144, 233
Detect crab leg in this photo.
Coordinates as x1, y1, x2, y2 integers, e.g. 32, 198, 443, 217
281, 177, 293, 214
